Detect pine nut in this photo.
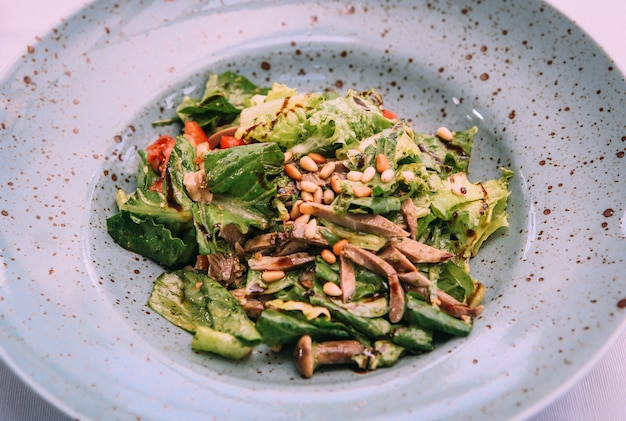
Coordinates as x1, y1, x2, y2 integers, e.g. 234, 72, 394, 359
291, 199, 304, 220
436, 126, 454, 141
323, 188, 335, 204
381, 169, 395, 183
305, 218, 318, 239
285, 163, 303, 180
313, 187, 323, 203
300, 180, 319, 193
262, 270, 286, 283
353, 185, 372, 197
295, 213, 311, 224
330, 175, 342, 193
298, 201, 314, 215
299, 155, 319, 172
321, 249, 337, 264
301, 191, 314, 202
361, 166, 376, 183
375, 153, 390, 173
347, 170, 363, 182
323, 282, 342, 297
284, 150, 294, 163
318, 161, 336, 179
307, 152, 327, 164
401, 171, 415, 182
332, 239, 349, 255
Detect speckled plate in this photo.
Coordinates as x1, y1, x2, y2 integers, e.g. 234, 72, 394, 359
1, 0, 625, 420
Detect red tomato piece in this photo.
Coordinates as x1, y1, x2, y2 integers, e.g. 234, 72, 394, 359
382, 108, 399, 121
183, 121, 209, 147
220, 135, 245, 149
149, 177, 165, 192
146, 134, 176, 176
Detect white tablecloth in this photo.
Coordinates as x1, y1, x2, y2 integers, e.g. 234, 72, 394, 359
1, 0, 625, 419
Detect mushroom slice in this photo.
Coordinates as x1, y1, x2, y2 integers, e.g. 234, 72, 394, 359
400, 198, 419, 239
304, 203, 410, 238
392, 237, 454, 263
409, 286, 483, 319
275, 240, 309, 256
247, 252, 315, 271
204, 252, 245, 287
294, 335, 367, 378
378, 245, 417, 273
230, 288, 266, 319
398, 271, 432, 288
339, 255, 356, 303
378, 245, 432, 288
243, 232, 287, 253
341, 244, 405, 323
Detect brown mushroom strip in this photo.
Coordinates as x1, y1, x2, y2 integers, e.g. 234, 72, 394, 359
392, 237, 454, 263
408, 286, 484, 319
247, 252, 315, 271
304, 202, 410, 238
229, 288, 266, 319
274, 240, 309, 256
341, 244, 405, 323
378, 245, 416, 273
400, 198, 419, 239
378, 245, 432, 288
397, 271, 433, 288
339, 254, 356, 303
293, 335, 366, 378
243, 231, 288, 253
218, 222, 246, 245
205, 252, 244, 286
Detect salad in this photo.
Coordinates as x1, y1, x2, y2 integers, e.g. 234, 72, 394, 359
107, 71, 512, 378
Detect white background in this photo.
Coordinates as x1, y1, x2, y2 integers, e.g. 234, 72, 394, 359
1, 1, 625, 420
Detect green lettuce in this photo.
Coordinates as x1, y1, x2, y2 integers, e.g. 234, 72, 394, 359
148, 270, 262, 359
236, 87, 393, 156
153, 71, 268, 130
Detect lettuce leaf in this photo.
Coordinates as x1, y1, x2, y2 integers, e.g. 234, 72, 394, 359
147, 270, 262, 358
106, 211, 197, 268
237, 88, 392, 156
153, 71, 268, 130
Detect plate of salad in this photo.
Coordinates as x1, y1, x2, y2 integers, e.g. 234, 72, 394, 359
1, 0, 625, 420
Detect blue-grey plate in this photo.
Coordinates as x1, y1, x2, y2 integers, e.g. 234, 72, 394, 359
1, 0, 625, 420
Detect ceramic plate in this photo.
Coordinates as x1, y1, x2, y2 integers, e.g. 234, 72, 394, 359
1, 0, 625, 419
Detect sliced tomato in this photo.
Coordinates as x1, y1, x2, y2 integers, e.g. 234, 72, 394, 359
149, 177, 165, 192
382, 108, 399, 121
183, 121, 209, 147
146, 134, 176, 176
220, 135, 245, 149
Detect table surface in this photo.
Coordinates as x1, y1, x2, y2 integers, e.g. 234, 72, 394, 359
1, 0, 625, 420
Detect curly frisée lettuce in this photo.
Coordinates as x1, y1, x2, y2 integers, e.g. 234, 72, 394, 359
106, 71, 512, 378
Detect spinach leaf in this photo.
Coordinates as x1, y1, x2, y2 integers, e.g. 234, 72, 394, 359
255, 309, 355, 347
106, 211, 197, 269
148, 270, 262, 348
153, 71, 268, 130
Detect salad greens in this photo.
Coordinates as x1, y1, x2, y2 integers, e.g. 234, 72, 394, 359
107, 71, 512, 377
